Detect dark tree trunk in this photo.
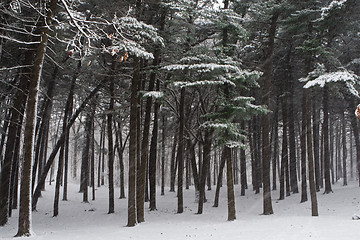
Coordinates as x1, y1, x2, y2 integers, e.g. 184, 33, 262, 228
342, 111, 347, 186
97, 121, 105, 187
300, 89, 308, 203
261, 12, 278, 216
240, 121, 247, 196
63, 61, 80, 201
253, 117, 260, 194
213, 150, 226, 207
350, 130, 354, 180
73, 125, 80, 180
287, 55, 299, 195
32, 76, 109, 211
16, 2, 58, 235
161, 114, 166, 196
313, 91, 321, 191
329, 118, 335, 185
272, 97, 279, 191
127, 57, 139, 227
305, 89, 318, 216
90, 117, 95, 201
0, 52, 31, 226
323, 85, 333, 193
54, 61, 78, 216
225, 146, 236, 221
137, 68, 154, 221
177, 87, 185, 214
279, 92, 288, 201
81, 106, 94, 204
170, 133, 178, 192
32, 66, 57, 195
188, 139, 200, 194
114, 121, 127, 199
197, 129, 212, 214
107, 60, 116, 214
149, 80, 160, 211
349, 98, 360, 187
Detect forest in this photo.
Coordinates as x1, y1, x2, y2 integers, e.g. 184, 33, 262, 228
0, 0, 360, 239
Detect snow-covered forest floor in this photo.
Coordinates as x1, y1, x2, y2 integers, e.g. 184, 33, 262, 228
1, 181, 359, 240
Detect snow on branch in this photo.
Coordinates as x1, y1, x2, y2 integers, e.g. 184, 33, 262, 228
57, 0, 163, 60
319, 0, 348, 21
142, 91, 164, 99
300, 64, 360, 97
303, 71, 358, 89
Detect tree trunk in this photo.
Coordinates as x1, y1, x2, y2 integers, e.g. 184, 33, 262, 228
323, 85, 333, 193
177, 87, 185, 214
63, 61, 80, 201
225, 146, 236, 221
213, 153, 226, 207
161, 114, 166, 196
107, 59, 116, 214
240, 121, 247, 196
127, 55, 139, 226
279, 92, 288, 201
342, 111, 347, 186
54, 61, 78, 216
170, 133, 178, 192
0, 52, 31, 226
312, 91, 321, 191
97, 120, 105, 187
272, 98, 279, 191
349, 98, 360, 186
16, 1, 58, 236
305, 89, 318, 216
261, 12, 278, 215
300, 89, 308, 203
329, 117, 335, 185
197, 129, 212, 214
149, 79, 160, 211
32, 76, 109, 211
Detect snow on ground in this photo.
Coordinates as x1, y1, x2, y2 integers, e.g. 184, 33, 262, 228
1, 180, 359, 240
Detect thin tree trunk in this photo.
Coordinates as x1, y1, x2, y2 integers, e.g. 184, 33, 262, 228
107, 60, 116, 214
0, 52, 31, 226
225, 146, 236, 221
213, 152, 226, 207
300, 89, 308, 203
350, 129, 353, 180
272, 98, 279, 191
97, 121, 104, 187
197, 129, 212, 214
313, 91, 321, 191
161, 114, 166, 196
261, 12, 278, 215
127, 57, 139, 227
54, 61, 78, 216
170, 133, 178, 192
177, 87, 185, 214
240, 121, 247, 196
32, 76, 109, 211
329, 118, 335, 185
279, 97, 288, 200
149, 79, 160, 211
323, 85, 333, 193
306, 89, 319, 216
349, 98, 360, 187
